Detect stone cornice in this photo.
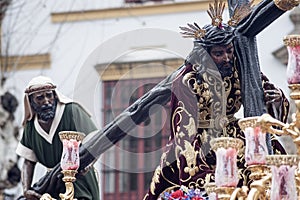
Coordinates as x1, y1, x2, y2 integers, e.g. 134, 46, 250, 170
51, 0, 261, 23
95, 58, 183, 81
51, 1, 211, 23
1, 54, 51, 71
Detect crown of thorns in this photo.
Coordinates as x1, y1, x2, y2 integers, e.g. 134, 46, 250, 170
180, 0, 253, 40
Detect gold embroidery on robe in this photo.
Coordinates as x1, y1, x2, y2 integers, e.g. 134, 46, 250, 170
181, 141, 199, 177
150, 166, 161, 195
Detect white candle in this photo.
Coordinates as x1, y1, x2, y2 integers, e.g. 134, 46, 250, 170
245, 126, 268, 165
215, 147, 238, 187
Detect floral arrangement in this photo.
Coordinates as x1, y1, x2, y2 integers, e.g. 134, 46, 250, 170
159, 186, 209, 200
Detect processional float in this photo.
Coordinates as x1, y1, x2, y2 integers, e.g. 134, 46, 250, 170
39, 37, 300, 200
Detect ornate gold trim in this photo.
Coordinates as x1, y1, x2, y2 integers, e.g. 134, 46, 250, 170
247, 165, 270, 181
238, 116, 260, 131
283, 34, 300, 47
273, 0, 299, 11
59, 131, 85, 141
215, 186, 235, 199
204, 182, 216, 195
210, 137, 243, 151
266, 155, 299, 166
289, 84, 300, 99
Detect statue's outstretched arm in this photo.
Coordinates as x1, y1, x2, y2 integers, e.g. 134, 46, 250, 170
80, 66, 183, 165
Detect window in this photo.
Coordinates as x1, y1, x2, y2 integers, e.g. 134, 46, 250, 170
101, 78, 170, 199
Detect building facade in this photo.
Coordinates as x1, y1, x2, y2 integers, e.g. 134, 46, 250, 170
1, 0, 297, 199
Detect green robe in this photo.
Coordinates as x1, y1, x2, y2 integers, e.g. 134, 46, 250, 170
19, 102, 99, 199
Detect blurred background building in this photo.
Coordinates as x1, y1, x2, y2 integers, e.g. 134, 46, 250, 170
1, 0, 298, 199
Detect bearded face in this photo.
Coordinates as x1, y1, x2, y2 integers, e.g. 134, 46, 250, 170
29, 90, 57, 122
208, 42, 235, 78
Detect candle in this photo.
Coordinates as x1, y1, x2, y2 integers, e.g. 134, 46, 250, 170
211, 137, 243, 188
61, 138, 80, 170
284, 35, 300, 84
287, 45, 300, 84
271, 165, 296, 200
59, 131, 85, 171
244, 126, 268, 165
215, 147, 239, 187
267, 155, 298, 200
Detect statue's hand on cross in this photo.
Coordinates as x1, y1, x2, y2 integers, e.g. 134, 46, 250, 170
263, 81, 283, 108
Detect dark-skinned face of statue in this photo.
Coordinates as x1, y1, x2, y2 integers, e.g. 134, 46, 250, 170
30, 90, 57, 123
208, 42, 234, 78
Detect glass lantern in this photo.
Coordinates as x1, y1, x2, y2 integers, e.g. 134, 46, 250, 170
238, 116, 268, 166
266, 155, 299, 200
59, 131, 85, 171
284, 35, 300, 84
211, 137, 243, 187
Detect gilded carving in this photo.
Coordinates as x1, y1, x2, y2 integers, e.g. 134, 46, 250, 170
273, 0, 299, 11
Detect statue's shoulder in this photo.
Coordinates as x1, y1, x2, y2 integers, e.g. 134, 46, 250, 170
64, 102, 92, 117
24, 119, 34, 131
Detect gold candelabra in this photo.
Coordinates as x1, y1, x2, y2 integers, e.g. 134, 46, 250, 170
40, 131, 85, 200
